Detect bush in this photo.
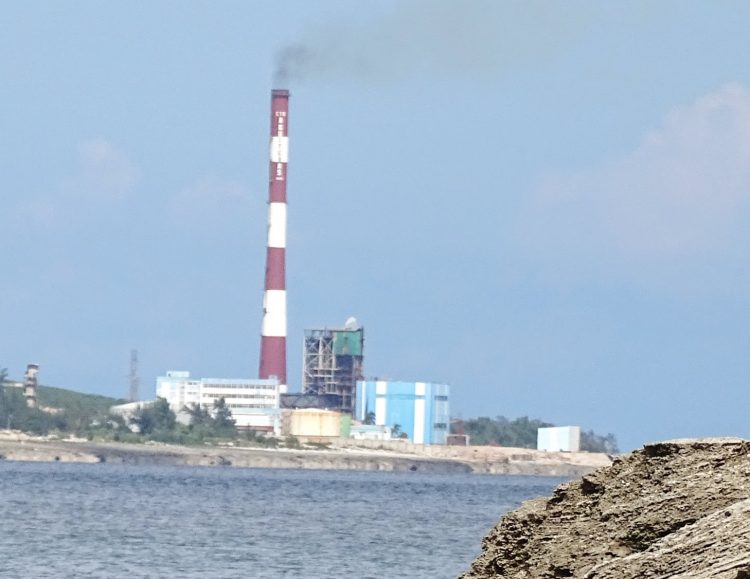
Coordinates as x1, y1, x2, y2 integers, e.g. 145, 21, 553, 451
305, 441, 331, 450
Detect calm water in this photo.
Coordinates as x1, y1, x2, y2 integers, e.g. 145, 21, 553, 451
0, 462, 564, 578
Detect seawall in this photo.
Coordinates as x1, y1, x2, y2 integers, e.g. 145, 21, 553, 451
335, 438, 612, 476
0, 435, 611, 476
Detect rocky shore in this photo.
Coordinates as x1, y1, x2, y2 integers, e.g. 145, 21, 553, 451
461, 437, 750, 578
0, 434, 610, 476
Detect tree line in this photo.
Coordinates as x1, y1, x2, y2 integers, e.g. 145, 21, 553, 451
119, 397, 241, 444
453, 415, 619, 453
0, 365, 244, 443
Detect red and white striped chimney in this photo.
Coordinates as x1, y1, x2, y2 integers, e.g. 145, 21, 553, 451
259, 89, 289, 387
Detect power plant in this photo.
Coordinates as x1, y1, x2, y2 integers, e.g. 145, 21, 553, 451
151, 87, 451, 445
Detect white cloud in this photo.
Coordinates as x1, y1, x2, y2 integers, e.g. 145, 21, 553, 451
518, 83, 750, 285
13, 138, 139, 229
70, 138, 140, 200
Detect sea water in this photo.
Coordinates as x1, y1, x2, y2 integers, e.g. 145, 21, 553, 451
0, 462, 564, 578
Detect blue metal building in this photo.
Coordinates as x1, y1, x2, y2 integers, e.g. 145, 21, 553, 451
355, 380, 450, 445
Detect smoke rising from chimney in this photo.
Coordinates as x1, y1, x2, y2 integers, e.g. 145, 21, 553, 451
273, 0, 590, 86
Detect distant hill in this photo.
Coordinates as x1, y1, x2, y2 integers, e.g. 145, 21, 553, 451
1, 382, 127, 434
37, 385, 126, 414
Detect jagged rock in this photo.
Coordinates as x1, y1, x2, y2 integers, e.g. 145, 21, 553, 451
461, 438, 750, 578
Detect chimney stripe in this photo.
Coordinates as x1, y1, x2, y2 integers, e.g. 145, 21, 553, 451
266, 202, 287, 249
261, 289, 287, 337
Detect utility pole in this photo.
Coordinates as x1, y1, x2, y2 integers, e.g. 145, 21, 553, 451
129, 349, 140, 402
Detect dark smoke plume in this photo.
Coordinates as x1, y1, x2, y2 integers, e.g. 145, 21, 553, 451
272, 0, 595, 86
273, 44, 313, 86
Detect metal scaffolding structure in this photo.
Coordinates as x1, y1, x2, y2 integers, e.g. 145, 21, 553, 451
302, 322, 364, 413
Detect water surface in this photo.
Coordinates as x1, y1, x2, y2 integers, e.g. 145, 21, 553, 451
0, 462, 565, 578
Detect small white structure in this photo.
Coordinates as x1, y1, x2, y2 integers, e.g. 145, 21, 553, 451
537, 426, 581, 452
155, 371, 282, 433
110, 400, 154, 419
350, 424, 392, 441
110, 400, 156, 432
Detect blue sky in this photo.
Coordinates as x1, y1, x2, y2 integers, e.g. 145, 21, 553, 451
3, 1, 750, 451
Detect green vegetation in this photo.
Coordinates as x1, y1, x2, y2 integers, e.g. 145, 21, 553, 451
0, 374, 297, 450
0, 380, 125, 435
97, 397, 241, 445
453, 415, 619, 453
39, 385, 126, 433
580, 429, 619, 454
244, 429, 279, 448
130, 398, 178, 437
0, 376, 304, 449
0, 387, 57, 433
176, 398, 237, 441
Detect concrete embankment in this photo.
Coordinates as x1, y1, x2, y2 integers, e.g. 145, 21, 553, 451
0, 439, 472, 473
461, 437, 750, 578
0, 434, 611, 476
335, 439, 612, 476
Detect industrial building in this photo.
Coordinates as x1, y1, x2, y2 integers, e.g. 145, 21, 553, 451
155, 371, 283, 433
302, 318, 364, 413
355, 380, 450, 445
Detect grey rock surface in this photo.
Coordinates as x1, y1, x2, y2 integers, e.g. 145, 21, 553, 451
461, 438, 750, 578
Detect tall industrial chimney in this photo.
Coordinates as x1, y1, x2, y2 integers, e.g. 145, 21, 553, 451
259, 89, 289, 387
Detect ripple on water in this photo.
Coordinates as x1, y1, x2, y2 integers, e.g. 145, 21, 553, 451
0, 462, 565, 579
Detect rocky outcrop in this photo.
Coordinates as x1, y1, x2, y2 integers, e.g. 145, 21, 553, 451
461, 438, 750, 579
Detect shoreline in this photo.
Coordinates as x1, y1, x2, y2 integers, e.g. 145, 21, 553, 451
0, 434, 612, 476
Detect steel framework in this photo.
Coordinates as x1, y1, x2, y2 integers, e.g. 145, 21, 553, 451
302, 327, 364, 413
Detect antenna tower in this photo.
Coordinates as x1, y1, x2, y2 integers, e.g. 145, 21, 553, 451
129, 349, 140, 401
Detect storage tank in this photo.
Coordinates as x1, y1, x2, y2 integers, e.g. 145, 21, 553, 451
288, 409, 342, 438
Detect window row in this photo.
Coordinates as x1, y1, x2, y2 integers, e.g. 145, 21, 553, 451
203, 383, 277, 390
203, 393, 276, 400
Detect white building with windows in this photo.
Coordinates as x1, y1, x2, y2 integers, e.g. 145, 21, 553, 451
155, 371, 283, 433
